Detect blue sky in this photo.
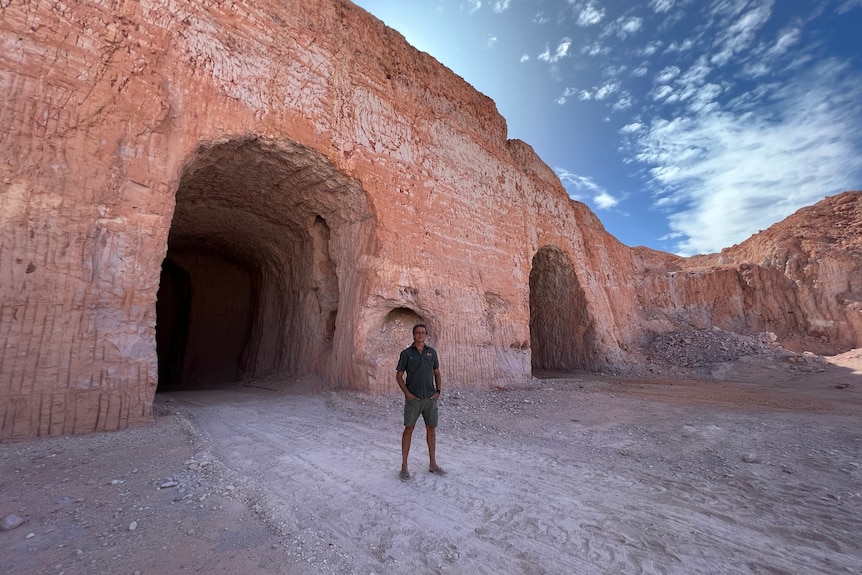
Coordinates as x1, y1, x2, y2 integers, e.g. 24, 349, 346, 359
350, 0, 862, 255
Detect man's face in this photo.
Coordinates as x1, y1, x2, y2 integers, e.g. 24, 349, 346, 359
413, 327, 427, 344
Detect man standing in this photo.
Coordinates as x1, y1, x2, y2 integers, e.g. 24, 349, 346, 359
396, 323, 445, 481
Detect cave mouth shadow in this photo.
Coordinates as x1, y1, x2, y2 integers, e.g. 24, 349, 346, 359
155, 250, 256, 392
529, 245, 596, 374
155, 137, 368, 393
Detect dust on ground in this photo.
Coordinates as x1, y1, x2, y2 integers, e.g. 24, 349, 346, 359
2, 338, 861, 574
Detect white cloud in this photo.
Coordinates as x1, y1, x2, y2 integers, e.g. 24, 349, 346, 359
533, 12, 550, 24
465, 0, 482, 14
595, 81, 620, 100
639, 41, 663, 57
577, 1, 606, 26
632, 66, 649, 77
685, 83, 723, 111
620, 122, 646, 134
582, 42, 609, 56
555, 168, 620, 208
579, 90, 593, 100
539, 38, 572, 63
603, 65, 628, 78
742, 61, 771, 78
678, 57, 712, 87
767, 27, 801, 57
621, 17, 643, 34
651, 85, 674, 101
520, 54, 530, 63
740, 25, 803, 78
556, 87, 580, 105
710, 1, 774, 66
627, 59, 862, 255
602, 15, 642, 39
612, 93, 633, 111
486, 35, 498, 48
665, 38, 695, 53
837, 0, 862, 13
655, 65, 681, 84
594, 191, 621, 208
650, 0, 676, 13
492, 0, 511, 13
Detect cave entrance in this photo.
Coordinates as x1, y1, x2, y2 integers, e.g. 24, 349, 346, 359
529, 246, 595, 373
156, 137, 368, 391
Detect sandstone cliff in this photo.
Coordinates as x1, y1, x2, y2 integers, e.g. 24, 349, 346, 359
1, 0, 859, 438
630, 192, 862, 356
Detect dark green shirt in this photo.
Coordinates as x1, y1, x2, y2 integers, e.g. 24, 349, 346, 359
396, 344, 439, 399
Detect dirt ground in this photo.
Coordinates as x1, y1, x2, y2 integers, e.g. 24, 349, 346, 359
2, 350, 861, 575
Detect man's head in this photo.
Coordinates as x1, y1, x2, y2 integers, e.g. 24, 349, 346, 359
412, 323, 427, 344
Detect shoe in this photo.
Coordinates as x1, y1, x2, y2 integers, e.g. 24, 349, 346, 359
399, 470, 411, 482
429, 467, 447, 476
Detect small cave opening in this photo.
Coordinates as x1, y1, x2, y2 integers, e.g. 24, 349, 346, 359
362, 307, 427, 395
156, 137, 367, 392
383, 307, 426, 345
529, 245, 595, 373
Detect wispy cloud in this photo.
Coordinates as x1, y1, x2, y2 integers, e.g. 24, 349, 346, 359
837, 0, 862, 13
486, 35, 498, 49
665, 38, 695, 53
582, 41, 610, 56
492, 0, 511, 13
612, 93, 633, 111
655, 65, 681, 83
741, 25, 802, 78
625, 59, 862, 254
595, 81, 621, 100
650, 0, 676, 13
604, 16, 644, 39
573, 1, 606, 26
539, 38, 572, 63
709, 0, 774, 66
556, 87, 580, 105
520, 54, 530, 63
620, 121, 646, 134
555, 168, 621, 208
638, 41, 663, 57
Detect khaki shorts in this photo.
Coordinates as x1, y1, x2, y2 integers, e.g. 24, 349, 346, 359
404, 397, 438, 427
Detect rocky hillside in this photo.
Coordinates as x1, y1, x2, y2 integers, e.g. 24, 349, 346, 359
634, 192, 862, 357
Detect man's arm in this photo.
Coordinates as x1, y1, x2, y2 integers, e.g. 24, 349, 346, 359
396, 370, 415, 400
433, 368, 441, 397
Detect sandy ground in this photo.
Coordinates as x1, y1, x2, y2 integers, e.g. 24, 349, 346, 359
2, 352, 861, 575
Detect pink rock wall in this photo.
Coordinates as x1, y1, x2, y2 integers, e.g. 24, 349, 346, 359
1, 0, 859, 438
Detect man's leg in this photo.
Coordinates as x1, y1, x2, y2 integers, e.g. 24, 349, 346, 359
401, 425, 414, 473
426, 425, 437, 470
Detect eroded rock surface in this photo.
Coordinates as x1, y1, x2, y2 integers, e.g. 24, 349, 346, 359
632, 192, 862, 357
1, 0, 860, 438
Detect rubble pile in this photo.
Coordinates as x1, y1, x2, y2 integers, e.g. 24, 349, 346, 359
647, 328, 778, 367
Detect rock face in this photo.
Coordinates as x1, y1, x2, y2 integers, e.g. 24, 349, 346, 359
630, 192, 862, 356
1, 0, 860, 438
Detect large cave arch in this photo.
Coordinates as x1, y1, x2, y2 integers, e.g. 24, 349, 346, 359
529, 245, 596, 372
156, 137, 372, 391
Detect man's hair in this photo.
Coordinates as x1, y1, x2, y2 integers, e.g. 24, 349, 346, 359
412, 323, 427, 335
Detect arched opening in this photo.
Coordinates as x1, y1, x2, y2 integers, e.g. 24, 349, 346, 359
364, 307, 427, 394
155, 137, 370, 391
529, 246, 595, 373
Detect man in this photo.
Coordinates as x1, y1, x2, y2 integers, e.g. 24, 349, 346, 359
396, 323, 446, 481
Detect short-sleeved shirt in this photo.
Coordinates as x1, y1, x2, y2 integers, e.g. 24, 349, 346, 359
396, 344, 439, 399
